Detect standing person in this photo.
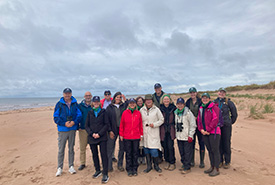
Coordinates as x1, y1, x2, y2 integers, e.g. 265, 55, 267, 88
85, 96, 109, 184
106, 92, 128, 172
53, 88, 82, 177
186, 87, 205, 168
100, 90, 117, 163
101, 90, 113, 109
136, 96, 146, 165
78, 91, 93, 171
175, 97, 196, 174
197, 93, 221, 177
214, 88, 238, 169
140, 94, 164, 173
119, 98, 143, 177
152, 83, 164, 108
159, 94, 177, 171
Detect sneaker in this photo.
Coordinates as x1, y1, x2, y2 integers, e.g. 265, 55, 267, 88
112, 158, 118, 162
209, 168, 220, 177
78, 164, 86, 171
127, 171, 133, 177
224, 163, 230, 169
204, 167, 214, 174
164, 162, 170, 170
117, 166, 125, 172
55, 168, 62, 177
168, 164, 176, 171
181, 169, 191, 174
68, 166, 76, 174
102, 174, 109, 184
93, 171, 102, 178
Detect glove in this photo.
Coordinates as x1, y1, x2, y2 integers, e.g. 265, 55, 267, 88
188, 137, 193, 143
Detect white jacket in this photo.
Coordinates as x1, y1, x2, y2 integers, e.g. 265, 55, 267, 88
175, 107, 196, 141
140, 105, 164, 150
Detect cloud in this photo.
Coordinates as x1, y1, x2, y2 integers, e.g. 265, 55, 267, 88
0, 0, 275, 97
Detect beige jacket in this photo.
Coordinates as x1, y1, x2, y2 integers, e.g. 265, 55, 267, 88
175, 107, 196, 141
140, 105, 164, 150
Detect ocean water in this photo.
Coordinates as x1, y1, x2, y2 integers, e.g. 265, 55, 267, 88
0, 95, 142, 112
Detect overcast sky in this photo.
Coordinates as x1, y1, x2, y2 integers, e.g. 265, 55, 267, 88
0, 0, 274, 98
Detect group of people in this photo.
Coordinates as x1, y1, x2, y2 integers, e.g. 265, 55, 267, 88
53, 83, 238, 184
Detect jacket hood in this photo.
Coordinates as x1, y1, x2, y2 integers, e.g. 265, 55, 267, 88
59, 96, 77, 104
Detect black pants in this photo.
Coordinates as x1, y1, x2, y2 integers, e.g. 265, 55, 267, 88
192, 128, 205, 151
90, 141, 108, 175
124, 139, 140, 172
161, 132, 176, 164
203, 134, 221, 168
177, 140, 192, 170
220, 125, 232, 164
107, 132, 125, 170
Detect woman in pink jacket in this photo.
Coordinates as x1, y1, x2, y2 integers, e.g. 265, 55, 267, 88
197, 93, 221, 177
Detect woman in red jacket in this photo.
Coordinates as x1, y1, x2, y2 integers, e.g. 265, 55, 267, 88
119, 98, 143, 177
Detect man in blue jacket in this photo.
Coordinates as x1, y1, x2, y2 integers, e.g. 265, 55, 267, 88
78, 91, 92, 171
53, 88, 82, 177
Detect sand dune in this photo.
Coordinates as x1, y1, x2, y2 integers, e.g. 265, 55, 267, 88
1, 90, 275, 185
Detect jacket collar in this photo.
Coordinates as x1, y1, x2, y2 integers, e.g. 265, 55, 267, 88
60, 96, 77, 104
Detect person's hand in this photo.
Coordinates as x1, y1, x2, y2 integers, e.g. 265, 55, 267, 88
70, 121, 75, 126
122, 94, 126, 101
65, 121, 72, 127
201, 129, 206, 135
149, 123, 154, 128
140, 136, 143, 141
205, 131, 210, 135
94, 133, 100, 139
109, 131, 115, 139
120, 136, 123, 141
188, 137, 193, 143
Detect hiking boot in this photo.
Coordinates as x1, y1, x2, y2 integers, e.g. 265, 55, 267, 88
204, 166, 214, 174
181, 168, 191, 174
164, 162, 170, 170
55, 167, 62, 177
224, 163, 230, 169
138, 157, 142, 165
68, 166, 76, 174
93, 171, 102, 178
143, 154, 152, 173
199, 150, 205, 168
142, 157, 146, 165
179, 164, 184, 171
219, 162, 223, 168
102, 174, 109, 184
78, 164, 86, 171
133, 171, 138, 176
168, 164, 176, 171
117, 166, 125, 172
209, 168, 220, 177
153, 157, 162, 173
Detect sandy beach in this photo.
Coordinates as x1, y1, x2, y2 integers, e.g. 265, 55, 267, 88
1, 90, 275, 185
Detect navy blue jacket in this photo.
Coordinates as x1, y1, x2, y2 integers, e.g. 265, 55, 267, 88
53, 96, 82, 132
79, 100, 92, 129
214, 97, 238, 126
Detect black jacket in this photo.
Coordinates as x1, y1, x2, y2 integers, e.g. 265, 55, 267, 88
185, 97, 202, 117
214, 97, 238, 126
106, 102, 128, 136
85, 109, 108, 144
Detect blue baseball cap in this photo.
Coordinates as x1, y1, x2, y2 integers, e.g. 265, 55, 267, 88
154, 83, 162, 89
129, 98, 136, 103
176, 97, 185, 104
63, 88, 72, 93
92, 96, 100, 102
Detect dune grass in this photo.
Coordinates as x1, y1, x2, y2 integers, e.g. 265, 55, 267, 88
249, 104, 264, 119
262, 104, 274, 114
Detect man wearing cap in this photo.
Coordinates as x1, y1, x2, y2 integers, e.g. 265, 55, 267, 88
152, 83, 164, 109
78, 91, 93, 170
214, 88, 238, 169
53, 88, 82, 177
185, 87, 205, 168
101, 90, 113, 109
